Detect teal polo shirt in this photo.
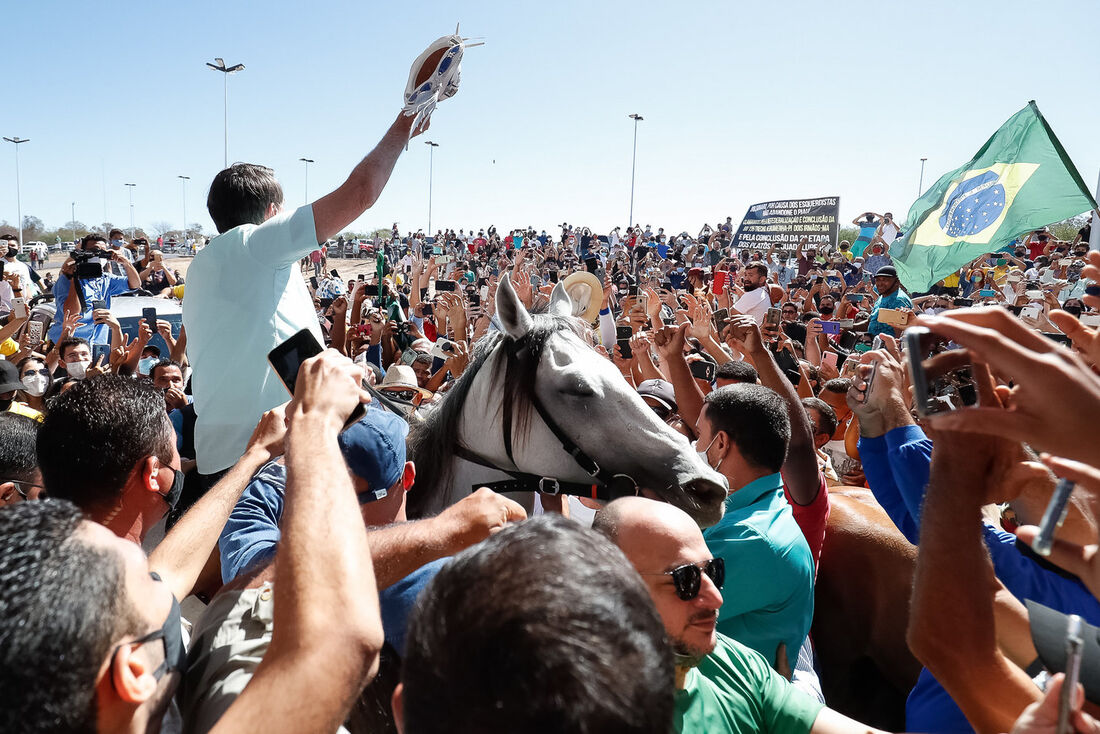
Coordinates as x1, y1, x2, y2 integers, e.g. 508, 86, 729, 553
868, 289, 914, 337
702, 473, 815, 662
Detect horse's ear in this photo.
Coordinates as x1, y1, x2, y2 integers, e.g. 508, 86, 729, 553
496, 274, 533, 339
548, 282, 573, 319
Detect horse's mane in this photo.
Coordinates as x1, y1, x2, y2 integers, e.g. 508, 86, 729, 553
406, 312, 583, 518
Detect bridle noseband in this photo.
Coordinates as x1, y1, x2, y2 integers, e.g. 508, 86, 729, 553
454, 332, 641, 502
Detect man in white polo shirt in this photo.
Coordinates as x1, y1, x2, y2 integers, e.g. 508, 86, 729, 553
184, 33, 466, 486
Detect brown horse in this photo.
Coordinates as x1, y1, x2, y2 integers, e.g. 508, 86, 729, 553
812, 488, 922, 731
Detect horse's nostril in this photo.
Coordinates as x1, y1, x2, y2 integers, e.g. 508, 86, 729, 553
685, 477, 728, 505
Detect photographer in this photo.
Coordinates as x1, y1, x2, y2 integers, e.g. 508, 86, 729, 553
47, 233, 141, 345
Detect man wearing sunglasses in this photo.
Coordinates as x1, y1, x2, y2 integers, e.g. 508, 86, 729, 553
595, 497, 884, 734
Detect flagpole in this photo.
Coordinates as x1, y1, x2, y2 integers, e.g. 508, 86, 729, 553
1090, 169, 1100, 252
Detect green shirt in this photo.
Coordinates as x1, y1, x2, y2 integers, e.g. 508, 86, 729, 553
674, 633, 823, 734
702, 473, 815, 660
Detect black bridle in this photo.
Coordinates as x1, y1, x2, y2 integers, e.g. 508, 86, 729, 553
453, 332, 641, 502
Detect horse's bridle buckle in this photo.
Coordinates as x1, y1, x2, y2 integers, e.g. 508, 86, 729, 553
538, 477, 561, 495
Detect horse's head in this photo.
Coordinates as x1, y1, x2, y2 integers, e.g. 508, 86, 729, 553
468, 275, 728, 527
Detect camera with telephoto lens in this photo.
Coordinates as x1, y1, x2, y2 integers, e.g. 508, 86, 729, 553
72, 249, 113, 279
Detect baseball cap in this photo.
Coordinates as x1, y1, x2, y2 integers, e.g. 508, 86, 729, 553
0, 361, 25, 394
337, 406, 410, 503
876, 265, 898, 278
637, 379, 677, 413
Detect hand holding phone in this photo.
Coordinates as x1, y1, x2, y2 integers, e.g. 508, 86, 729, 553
616, 325, 634, 360
268, 329, 366, 429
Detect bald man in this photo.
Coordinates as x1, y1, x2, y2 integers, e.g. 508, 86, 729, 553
594, 497, 884, 734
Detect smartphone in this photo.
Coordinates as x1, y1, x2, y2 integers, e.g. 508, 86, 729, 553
821, 351, 839, 370
1080, 313, 1100, 328
430, 337, 459, 361
876, 308, 910, 327
363, 284, 379, 297
26, 319, 42, 345
91, 299, 107, 311
979, 289, 997, 298
1033, 478, 1076, 556
764, 308, 782, 329
437, 255, 453, 264
616, 325, 633, 359
357, 273, 366, 281
435, 280, 456, 292
310, 276, 319, 290
996, 258, 1007, 266
267, 329, 365, 429
11, 297, 27, 319
848, 294, 865, 303
432, 246, 443, 255
92, 342, 111, 367
689, 359, 716, 383
954, 298, 974, 307
1042, 332, 1072, 345
142, 307, 157, 333
820, 320, 841, 335
469, 293, 481, 308
1059, 615, 1084, 734
905, 325, 980, 417
838, 330, 859, 351
712, 308, 730, 333
1088, 285, 1100, 298
584, 257, 599, 275
1021, 304, 1042, 320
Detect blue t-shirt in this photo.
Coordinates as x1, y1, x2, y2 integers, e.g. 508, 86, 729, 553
48, 272, 133, 344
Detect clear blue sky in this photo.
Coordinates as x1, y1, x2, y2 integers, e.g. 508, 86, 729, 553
3, 0, 1097, 239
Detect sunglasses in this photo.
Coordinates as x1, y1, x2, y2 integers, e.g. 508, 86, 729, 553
649, 558, 725, 601
22, 368, 49, 377
381, 388, 423, 404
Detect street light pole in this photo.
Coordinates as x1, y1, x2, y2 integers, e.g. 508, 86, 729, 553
125, 183, 137, 239
206, 58, 246, 168
3, 136, 29, 249
425, 141, 439, 236
178, 176, 190, 237
627, 114, 643, 228
919, 157, 928, 197
299, 158, 314, 203
71, 202, 76, 245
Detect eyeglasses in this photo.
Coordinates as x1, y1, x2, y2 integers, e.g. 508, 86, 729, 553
21, 368, 49, 377
644, 558, 725, 601
1, 479, 45, 501
381, 388, 423, 404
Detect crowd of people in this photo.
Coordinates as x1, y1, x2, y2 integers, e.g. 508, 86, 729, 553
3, 32, 1100, 734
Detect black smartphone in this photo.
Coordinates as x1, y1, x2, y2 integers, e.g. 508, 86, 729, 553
548, 270, 559, 283
309, 276, 319, 290
421, 303, 434, 317
357, 273, 366, 281
584, 257, 599, 274
92, 342, 111, 367
712, 308, 729, 333
142, 307, 157, 333
616, 325, 633, 359
91, 299, 107, 311
904, 326, 980, 417
1041, 332, 1072, 345
363, 284, 379, 297
267, 329, 365, 428
689, 360, 717, 383
435, 280, 457, 292
469, 293, 481, 308
953, 297, 973, 307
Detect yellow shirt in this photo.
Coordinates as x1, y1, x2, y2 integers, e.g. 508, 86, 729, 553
6, 401, 44, 422
942, 272, 960, 288
0, 338, 17, 357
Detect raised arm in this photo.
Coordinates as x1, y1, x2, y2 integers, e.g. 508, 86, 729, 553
211, 352, 380, 734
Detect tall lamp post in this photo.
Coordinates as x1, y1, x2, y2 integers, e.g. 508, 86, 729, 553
627, 114, 643, 228
3, 136, 29, 248
424, 141, 439, 236
206, 58, 246, 168
919, 157, 928, 196
178, 175, 190, 238
299, 158, 314, 203
124, 183, 137, 239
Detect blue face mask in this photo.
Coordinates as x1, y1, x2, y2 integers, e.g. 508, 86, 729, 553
138, 357, 157, 375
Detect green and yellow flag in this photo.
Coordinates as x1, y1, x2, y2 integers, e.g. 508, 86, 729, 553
891, 101, 1097, 292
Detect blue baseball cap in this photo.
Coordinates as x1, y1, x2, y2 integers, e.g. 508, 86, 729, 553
337, 406, 409, 503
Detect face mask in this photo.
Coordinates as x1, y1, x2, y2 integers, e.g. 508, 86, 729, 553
160, 468, 185, 511
110, 239, 124, 248
819, 303, 835, 315
0, 397, 11, 411
5, 248, 16, 259
924, 307, 943, 316
22, 373, 48, 397
65, 359, 91, 380
692, 434, 722, 472
138, 357, 157, 375
140, 572, 188, 679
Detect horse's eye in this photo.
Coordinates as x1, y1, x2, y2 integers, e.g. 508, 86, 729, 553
560, 380, 596, 398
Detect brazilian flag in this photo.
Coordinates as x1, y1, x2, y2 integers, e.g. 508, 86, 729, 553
891, 101, 1097, 292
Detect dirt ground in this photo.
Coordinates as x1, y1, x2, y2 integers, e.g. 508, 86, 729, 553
35, 251, 383, 283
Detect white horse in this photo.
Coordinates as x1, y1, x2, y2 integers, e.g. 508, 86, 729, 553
407, 276, 728, 528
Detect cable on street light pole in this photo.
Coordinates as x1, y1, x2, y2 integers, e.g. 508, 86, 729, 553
178, 175, 190, 238
627, 115, 643, 228
299, 158, 314, 204
3, 136, 29, 249
125, 183, 137, 239
207, 58, 246, 168
425, 141, 439, 236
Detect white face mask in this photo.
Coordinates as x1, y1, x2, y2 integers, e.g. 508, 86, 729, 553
22, 373, 48, 397
692, 434, 722, 472
65, 359, 91, 380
